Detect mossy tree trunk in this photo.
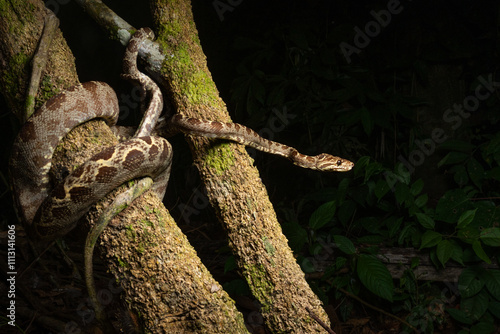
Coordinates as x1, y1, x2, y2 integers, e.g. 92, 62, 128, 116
150, 0, 331, 332
1, 1, 247, 333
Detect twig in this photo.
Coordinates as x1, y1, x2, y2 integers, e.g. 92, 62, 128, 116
72, 0, 165, 74
306, 307, 336, 334
337, 287, 419, 333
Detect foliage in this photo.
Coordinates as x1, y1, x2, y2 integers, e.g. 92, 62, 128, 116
229, 4, 500, 331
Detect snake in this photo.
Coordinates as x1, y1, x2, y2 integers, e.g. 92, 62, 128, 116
9, 28, 354, 242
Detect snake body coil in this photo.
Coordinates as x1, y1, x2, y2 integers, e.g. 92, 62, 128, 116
10, 28, 353, 242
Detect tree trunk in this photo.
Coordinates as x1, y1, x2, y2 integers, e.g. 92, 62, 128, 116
150, 0, 331, 332
1, 1, 247, 333
2, 0, 332, 332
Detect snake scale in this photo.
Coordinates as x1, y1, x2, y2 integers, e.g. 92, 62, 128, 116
10, 28, 354, 242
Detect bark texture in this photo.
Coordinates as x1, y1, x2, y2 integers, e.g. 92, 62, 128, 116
2, 1, 247, 333
151, 0, 331, 332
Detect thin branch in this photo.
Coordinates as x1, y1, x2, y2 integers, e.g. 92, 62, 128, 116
337, 287, 419, 333
73, 0, 165, 74
306, 307, 336, 334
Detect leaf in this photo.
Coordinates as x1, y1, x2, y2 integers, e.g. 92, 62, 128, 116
450, 241, 465, 266
410, 179, 424, 196
333, 235, 356, 255
470, 321, 495, 334
395, 183, 410, 205
309, 201, 336, 230
414, 194, 428, 208
386, 217, 403, 238
480, 227, 500, 246
374, 178, 390, 200
282, 220, 308, 252
459, 267, 485, 298
446, 308, 474, 325
356, 254, 394, 302
457, 209, 477, 229
461, 290, 489, 321
438, 152, 469, 167
415, 212, 435, 229
436, 240, 454, 267
489, 301, 500, 319
472, 240, 491, 264
485, 270, 500, 301
467, 158, 485, 189
420, 231, 442, 249
435, 189, 472, 224
458, 226, 481, 244
452, 165, 469, 186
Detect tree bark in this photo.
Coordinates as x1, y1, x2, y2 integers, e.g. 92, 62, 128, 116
2, 1, 247, 333
150, 0, 331, 332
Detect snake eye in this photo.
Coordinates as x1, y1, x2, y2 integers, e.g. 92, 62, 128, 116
336, 160, 342, 166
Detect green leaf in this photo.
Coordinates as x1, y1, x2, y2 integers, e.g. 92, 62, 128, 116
410, 179, 424, 196
414, 194, 428, 208
415, 212, 435, 229
436, 240, 454, 267
364, 161, 384, 183
333, 235, 356, 255
309, 201, 336, 230
438, 152, 469, 167
450, 242, 465, 266
467, 158, 485, 189
480, 227, 500, 246
489, 301, 500, 319
398, 224, 418, 246
459, 267, 485, 298
356, 254, 394, 302
472, 240, 491, 264
485, 270, 500, 300
420, 231, 442, 249
337, 200, 356, 225
374, 178, 390, 200
394, 183, 410, 205
386, 217, 403, 238
461, 290, 489, 321
435, 189, 472, 224
457, 209, 477, 229
452, 165, 469, 186
394, 164, 411, 185
458, 226, 481, 244
470, 321, 495, 334
282, 220, 308, 252
446, 308, 474, 325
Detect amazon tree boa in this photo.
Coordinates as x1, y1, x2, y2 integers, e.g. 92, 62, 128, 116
10, 28, 354, 242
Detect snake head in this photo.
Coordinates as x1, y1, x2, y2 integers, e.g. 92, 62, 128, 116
315, 153, 354, 172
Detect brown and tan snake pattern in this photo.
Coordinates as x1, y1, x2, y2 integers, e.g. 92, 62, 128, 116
10, 28, 354, 242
